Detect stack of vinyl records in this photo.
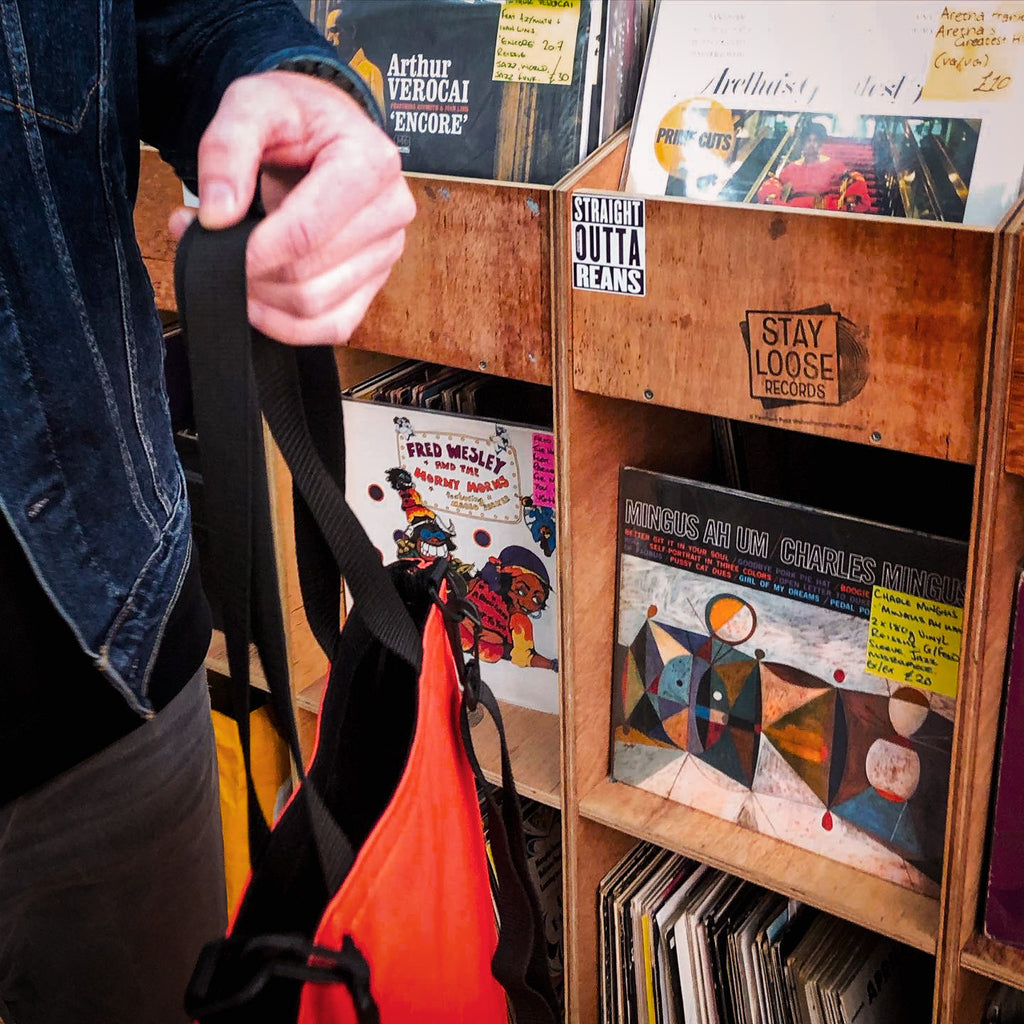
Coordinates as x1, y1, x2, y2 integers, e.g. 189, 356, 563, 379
341, 358, 553, 428
299, 0, 653, 183
598, 842, 933, 1024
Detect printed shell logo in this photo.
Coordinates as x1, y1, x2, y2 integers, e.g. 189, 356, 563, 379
741, 304, 869, 409
654, 98, 735, 184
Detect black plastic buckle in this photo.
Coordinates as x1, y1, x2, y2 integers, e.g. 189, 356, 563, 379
186, 933, 379, 1023
425, 558, 473, 620
463, 655, 482, 712
312, 937, 378, 1023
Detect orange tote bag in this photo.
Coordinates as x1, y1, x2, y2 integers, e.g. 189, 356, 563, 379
177, 220, 560, 1024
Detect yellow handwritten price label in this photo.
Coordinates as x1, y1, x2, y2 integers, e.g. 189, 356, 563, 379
865, 586, 963, 698
493, 0, 581, 86
922, 2, 1024, 101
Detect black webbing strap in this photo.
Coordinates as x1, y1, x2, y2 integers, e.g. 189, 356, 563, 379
249, 335, 421, 669
433, 586, 562, 1024
464, 689, 562, 1024
289, 347, 345, 660
175, 219, 359, 896
174, 219, 273, 859
186, 933, 379, 1024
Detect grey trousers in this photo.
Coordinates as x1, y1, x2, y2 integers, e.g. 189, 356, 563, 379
0, 668, 227, 1024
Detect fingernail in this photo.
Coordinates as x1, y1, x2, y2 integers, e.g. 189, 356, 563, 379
199, 181, 236, 225
168, 207, 196, 239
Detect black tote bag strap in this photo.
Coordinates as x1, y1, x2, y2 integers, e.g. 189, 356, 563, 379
465, 688, 562, 1024
174, 218, 277, 858
174, 218, 393, 892
289, 347, 345, 661
248, 335, 421, 670
176, 218, 422, 667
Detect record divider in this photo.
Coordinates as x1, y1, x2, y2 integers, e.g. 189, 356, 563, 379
135, 125, 1024, 1022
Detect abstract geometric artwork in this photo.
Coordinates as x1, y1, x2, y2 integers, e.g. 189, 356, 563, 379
614, 580, 954, 893
612, 471, 967, 896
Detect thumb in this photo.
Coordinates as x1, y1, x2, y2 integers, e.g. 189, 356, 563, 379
196, 80, 279, 230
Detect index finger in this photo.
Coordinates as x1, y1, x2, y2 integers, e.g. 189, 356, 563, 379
245, 129, 406, 280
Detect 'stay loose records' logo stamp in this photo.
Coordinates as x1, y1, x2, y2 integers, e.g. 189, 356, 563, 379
741, 304, 869, 409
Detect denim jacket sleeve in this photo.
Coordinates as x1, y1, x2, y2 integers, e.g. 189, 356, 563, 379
133, 0, 365, 189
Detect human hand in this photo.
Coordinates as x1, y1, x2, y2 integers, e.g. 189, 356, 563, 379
168, 70, 415, 345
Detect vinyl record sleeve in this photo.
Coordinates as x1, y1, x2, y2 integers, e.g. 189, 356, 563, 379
623, 0, 1024, 225
655, 862, 712, 1024
611, 468, 966, 894
600, 844, 655, 1020
303, 0, 601, 183
343, 399, 559, 712
615, 846, 674, 1022
984, 566, 1024, 947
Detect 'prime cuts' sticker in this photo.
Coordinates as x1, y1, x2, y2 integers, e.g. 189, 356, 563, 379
571, 193, 646, 297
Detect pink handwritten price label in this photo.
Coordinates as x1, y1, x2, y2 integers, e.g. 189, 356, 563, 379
532, 433, 556, 507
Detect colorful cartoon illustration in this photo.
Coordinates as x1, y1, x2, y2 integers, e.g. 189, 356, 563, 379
461, 546, 557, 671
384, 466, 464, 569
382, 470, 556, 671
523, 496, 556, 557
344, 400, 559, 712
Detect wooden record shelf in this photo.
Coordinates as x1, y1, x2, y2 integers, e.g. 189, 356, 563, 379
560, 135, 992, 465
579, 778, 939, 954
348, 172, 555, 386
554, 133, 1021, 1024
138, 125, 1024, 1023
961, 933, 1024, 992
293, 675, 561, 809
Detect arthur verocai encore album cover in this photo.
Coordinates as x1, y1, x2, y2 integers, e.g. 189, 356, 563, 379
299, 0, 607, 184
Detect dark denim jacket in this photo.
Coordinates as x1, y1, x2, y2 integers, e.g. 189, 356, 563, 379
0, 1, 358, 714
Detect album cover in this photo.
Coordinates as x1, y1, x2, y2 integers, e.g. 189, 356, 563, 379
343, 399, 558, 712
985, 565, 1024, 947
612, 468, 968, 894
624, 1, 1024, 225
302, 0, 604, 184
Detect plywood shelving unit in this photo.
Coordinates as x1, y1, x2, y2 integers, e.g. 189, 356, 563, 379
554, 133, 1024, 1024
137, 126, 1024, 1022
341, 167, 564, 807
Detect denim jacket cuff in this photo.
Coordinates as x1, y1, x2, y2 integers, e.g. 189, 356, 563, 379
255, 48, 384, 129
